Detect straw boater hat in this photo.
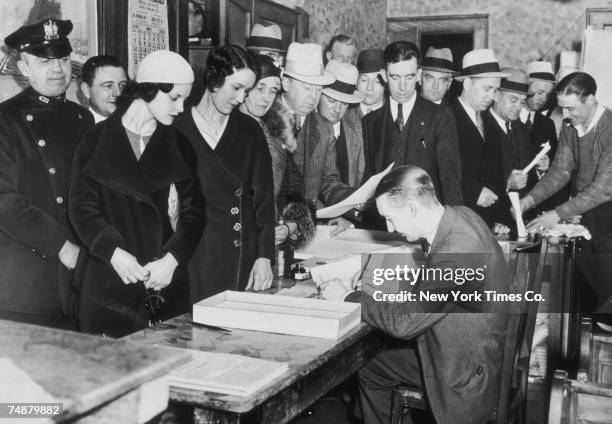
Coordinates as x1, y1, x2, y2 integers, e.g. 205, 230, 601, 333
526, 61, 555, 83
356, 49, 385, 74
283, 42, 335, 86
246, 23, 284, 53
322, 60, 363, 104
455, 49, 510, 81
421, 47, 457, 75
498, 68, 529, 95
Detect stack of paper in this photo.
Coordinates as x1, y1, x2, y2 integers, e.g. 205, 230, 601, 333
168, 350, 288, 397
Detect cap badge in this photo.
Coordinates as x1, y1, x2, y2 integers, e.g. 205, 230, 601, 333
43, 20, 59, 41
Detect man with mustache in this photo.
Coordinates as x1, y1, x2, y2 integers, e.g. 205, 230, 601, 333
450, 49, 510, 229
0, 19, 94, 328
361, 41, 463, 230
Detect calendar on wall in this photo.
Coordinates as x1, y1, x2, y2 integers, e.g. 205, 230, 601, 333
127, 0, 170, 77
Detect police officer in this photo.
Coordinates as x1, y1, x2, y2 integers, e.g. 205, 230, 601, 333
0, 19, 94, 328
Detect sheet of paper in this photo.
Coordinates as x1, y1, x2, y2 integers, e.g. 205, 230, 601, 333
316, 163, 394, 219
276, 283, 319, 298
508, 192, 528, 238
295, 226, 390, 260
521, 142, 550, 175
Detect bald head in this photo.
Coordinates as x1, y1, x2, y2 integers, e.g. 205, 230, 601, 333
375, 166, 443, 239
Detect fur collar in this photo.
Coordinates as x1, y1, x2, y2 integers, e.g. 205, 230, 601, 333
261, 97, 297, 152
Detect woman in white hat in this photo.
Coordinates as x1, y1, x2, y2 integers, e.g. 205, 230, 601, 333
173, 45, 275, 303
69, 50, 205, 337
239, 54, 314, 249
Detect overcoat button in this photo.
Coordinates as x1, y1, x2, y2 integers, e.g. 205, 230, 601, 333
235, 188, 242, 197
26, 114, 33, 122
233, 223, 241, 231
231, 207, 239, 215
233, 240, 241, 247
38, 139, 46, 147
56, 196, 63, 204
49, 168, 56, 174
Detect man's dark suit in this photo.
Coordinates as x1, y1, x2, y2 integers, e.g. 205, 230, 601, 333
362, 96, 463, 205
451, 98, 506, 228
482, 111, 537, 226
347, 206, 509, 424
361, 96, 463, 229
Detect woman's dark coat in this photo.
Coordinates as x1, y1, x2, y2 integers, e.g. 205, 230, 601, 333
69, 106, 205, 337
173, 109, 275, 303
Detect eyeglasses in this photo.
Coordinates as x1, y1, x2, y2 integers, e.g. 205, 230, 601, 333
145, 288, 165, 327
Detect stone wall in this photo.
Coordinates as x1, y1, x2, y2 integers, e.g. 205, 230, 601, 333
386, 0, 612, 68
272, 0, 387, 51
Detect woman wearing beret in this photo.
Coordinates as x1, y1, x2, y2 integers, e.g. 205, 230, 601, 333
173, 45, 275, 303
69, 51, 205, 337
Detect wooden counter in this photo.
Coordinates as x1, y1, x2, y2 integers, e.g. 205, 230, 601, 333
0, 320, 190, 423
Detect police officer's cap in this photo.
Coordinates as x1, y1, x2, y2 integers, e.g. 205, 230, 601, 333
5, 19, 73, 59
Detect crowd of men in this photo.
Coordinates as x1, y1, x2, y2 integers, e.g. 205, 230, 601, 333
1, 16, 611, 424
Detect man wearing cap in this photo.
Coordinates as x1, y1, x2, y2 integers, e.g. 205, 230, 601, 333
355, 49, 386, 118
361, 40, 463, 230
520, 72, 612, 314
419, 47, 457, 104
324, 34, 357, 65
318, 60, 365, 188
80, 55, 128, 123
0, 19, 94, 328
521, 60, 568, 211
451, 49, 509, 229
247, 23, 285, 67
279, 42, 354, 209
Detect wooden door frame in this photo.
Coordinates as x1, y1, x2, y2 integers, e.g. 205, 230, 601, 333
386, 14, 489, 50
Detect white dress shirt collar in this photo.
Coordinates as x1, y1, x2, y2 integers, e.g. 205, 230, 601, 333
390, 94, 417, 126
89, 107, 107, 124
457, 96, 480, 129
576, 102, 605, 137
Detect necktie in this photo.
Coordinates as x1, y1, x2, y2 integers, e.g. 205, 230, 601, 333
419, 237, 431, 254
395, 103, 404, 133
525, 113, 533, 131
475, 111, 484, 139
506, 121, 517, 163
291, 113, 301, 137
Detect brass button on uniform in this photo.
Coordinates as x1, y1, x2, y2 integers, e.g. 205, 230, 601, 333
233, 240, 241, 247
49, 167, 56, 175
235, 188, 242, 197
56, 196, 63, 204
26, 114, 33, 122
230, 207, 239, 215
77, 114, 82, 119
233, 223, 241, 231
38, 139, 46, 147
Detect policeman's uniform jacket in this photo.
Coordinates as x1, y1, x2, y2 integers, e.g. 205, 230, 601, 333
0, 87, 94, 317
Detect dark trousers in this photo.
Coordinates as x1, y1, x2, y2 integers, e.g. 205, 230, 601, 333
356, 344, 424, 424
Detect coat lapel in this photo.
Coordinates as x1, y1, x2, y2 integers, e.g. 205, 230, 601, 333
342, 108, 364, 186
83, 105, 190, 206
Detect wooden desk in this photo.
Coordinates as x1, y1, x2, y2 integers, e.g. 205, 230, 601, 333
128, 313, 379, 424
0, 320, 190, 423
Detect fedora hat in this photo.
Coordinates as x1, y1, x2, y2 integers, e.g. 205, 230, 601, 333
526, 61, 555, 82
455, 49, 510, 81
498, 68, 529, 95
421, 47, 457, 74
283, 42, 335, 86
247, 23, 284, 52
322, 60, 364, 104
356, 49, 384, 74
